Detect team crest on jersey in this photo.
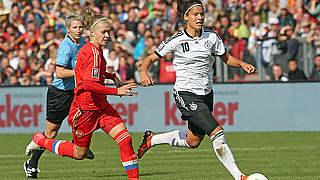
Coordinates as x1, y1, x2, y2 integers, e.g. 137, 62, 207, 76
204, 40, 213, 49
92, 68, 99, 78
156, 43, 164, 52
75, 130, 83, 137
189, 102, 198, 111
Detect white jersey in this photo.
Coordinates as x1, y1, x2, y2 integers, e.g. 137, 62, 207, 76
155, 28, 226, 95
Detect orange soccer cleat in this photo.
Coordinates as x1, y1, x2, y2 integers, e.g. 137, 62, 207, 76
241, 175, 248, 180
137, 131, 155, 159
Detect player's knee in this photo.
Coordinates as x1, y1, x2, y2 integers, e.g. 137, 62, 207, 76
74, 151, 87, 160
186, 139, 201, 149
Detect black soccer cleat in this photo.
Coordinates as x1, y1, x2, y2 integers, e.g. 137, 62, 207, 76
71, 139, 95, 160
23, 159, 40, 178
86, 149, 95, 160
137, 130, 155, 159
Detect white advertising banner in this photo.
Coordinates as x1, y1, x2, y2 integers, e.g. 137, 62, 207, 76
1, 83, 320, 134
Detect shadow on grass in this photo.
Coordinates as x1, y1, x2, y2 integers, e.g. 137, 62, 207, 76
94, 171, 178, 178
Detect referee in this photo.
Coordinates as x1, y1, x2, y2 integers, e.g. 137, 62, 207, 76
24, 13, 94, 179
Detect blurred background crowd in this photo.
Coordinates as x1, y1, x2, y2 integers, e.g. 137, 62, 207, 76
0, 0, 320, 86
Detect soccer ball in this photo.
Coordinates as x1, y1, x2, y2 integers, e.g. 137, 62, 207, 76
247, 173, 268, 180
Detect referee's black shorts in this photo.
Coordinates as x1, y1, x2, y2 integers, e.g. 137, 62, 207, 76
173, 89, 220, 136
46, 85, 74, 124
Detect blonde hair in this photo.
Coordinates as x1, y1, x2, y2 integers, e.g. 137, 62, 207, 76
65, 13, 84, 28
82, 7, 110, 31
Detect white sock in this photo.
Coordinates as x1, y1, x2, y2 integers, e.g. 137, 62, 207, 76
211, 130, 244, 180
151, 130, 191, 148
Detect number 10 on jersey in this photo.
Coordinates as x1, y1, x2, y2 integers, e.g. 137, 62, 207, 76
181, 42, 190, 53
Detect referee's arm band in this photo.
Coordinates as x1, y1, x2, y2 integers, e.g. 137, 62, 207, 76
154, 50, 163, 58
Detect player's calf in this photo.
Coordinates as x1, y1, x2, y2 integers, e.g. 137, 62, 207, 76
30, 132, 77, 159
113, 129, 139, 179
211, 130, 245, 180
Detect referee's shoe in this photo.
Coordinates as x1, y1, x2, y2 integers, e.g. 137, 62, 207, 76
23, 159, 40, 178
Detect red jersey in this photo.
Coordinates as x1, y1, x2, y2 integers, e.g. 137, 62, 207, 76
74, 41, 108, 110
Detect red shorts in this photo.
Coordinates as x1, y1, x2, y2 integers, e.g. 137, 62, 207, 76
68, 103, 123, 147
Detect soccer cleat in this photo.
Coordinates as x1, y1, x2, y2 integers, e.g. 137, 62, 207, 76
86, 149, 95, 160
137, 130, 155, 159
26, 132, 46, 156
240, 175, 248, 180
71, 139, 95, 159
23, 159, 40, 178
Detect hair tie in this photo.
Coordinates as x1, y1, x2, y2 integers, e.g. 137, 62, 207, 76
184, 4, 203, 15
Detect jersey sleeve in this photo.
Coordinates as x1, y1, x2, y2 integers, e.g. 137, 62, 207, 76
155, 37, 176, 58
212, 33, 226, 56
56, 44, 72, 67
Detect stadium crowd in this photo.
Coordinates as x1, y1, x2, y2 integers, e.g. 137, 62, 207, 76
0, 0, 319, 86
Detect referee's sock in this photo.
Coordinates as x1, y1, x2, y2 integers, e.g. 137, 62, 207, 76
29, 149, 45, 168
113, 129, 139, 179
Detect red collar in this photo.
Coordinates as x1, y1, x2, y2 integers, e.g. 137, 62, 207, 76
89, 41, 102, 51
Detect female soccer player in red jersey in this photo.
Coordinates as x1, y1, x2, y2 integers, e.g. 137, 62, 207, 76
137, 0, 256, 180
27, 7, 139, 180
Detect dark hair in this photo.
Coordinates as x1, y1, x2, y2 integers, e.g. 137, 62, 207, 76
288, 59, 297, 63
177, 0, 203, 17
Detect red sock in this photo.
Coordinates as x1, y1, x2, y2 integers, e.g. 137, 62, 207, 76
113, 129, 139, 179
39, 138, 75, 159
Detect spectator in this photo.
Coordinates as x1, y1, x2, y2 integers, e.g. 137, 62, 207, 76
225, 0, 241, 18
278, 8, 295, 27
277, 25, 299, 60
287, 59, 307, 80
217, 15, 230, 44
255, 0, 269, 24
124, 8, 138, 34
116, 3, 128, 23
159, 52, 175, 83
271, 64, 289, 81
17, 58, 31, 78
126, 55, 136, 83
248, 13, 268, 59
268, 2, 280, 21
105, 49, 119, 72
310, 55, 320, 80
9, 73, 19, 86
260, 17, 281, 67
307, 24, 320, 55
118, 55, 127, 82
141, 35, 155, 60
204, 2, 218, 27
241, 0, 254, 28
308, 0, 320, 22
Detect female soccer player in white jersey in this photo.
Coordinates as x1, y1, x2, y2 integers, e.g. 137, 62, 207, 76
138, 0, 256, 180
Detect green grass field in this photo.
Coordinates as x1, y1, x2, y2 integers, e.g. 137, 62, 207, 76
1, 132, 319, 180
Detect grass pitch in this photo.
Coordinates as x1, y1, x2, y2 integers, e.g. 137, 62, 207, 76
0, 132, 319, 180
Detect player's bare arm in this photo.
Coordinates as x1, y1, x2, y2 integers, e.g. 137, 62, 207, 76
55, 65, 75, 79
141, 53, 159, 87
220, 52, 256, 74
